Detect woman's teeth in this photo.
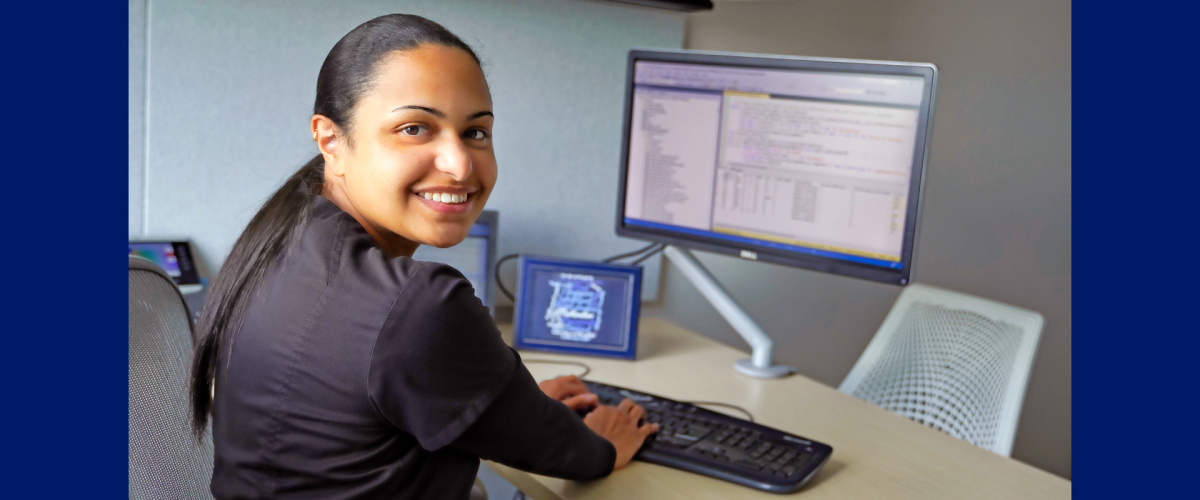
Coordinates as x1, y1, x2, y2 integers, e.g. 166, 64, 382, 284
422, 192, 468, 204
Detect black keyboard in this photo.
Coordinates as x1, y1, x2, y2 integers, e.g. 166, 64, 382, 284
580, 380, 833, 494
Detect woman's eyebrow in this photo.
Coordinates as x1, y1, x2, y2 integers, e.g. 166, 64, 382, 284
392, 105, 444, 118
391, 105, 493, 120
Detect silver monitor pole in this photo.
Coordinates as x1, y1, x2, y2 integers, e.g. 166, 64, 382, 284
662, 246, 795, 379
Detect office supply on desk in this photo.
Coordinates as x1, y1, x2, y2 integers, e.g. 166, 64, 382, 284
838, 283, 1044, 456
412, 210, 499, 314
614, 49, 938, 378
582, 379, 832, 493
129, 239, 205, 294
513, 256, 642, 360
128, 256, 214, 499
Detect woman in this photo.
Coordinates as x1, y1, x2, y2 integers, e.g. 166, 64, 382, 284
189, 14, 657, 499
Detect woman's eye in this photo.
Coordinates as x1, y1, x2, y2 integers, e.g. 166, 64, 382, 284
464, 129, 489, 140
400, 125, 426, 136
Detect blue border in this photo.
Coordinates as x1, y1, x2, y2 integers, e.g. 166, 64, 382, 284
513, 256, 641, 360
3, 2, 126, 496
623, 218, 901, 269
1075, 2, 1195, 497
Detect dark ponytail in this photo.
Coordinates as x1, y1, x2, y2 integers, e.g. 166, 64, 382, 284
189, 14, 482, 438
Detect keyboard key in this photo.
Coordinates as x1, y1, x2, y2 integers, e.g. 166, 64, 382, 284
736, 458, 764, 470
657, 435, 694, 447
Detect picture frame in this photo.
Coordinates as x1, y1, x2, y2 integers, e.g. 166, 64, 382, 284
513, 255, 642, 360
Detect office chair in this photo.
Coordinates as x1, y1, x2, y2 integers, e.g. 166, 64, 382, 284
838, 283, 1043, 457
129, 255, 214, 499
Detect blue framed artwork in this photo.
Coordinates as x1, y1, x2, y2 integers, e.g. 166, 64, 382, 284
513, 255, 642, 360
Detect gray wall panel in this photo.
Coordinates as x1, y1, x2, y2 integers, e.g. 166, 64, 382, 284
129, 0, 146, 236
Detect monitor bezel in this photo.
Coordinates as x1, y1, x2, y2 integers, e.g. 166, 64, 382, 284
615, 49, 937, 285
128, 238, 203, 286
513, 254, 642, 360
473, 210, 500, 314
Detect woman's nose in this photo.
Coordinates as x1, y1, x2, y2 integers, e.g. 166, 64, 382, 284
434, 135, 473, 181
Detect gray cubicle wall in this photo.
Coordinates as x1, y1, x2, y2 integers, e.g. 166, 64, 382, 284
128, 0, 684, 302
665, 0, 1072, 479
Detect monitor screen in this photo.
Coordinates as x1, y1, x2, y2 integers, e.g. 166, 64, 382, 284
129, 240, 202, 285
525, 268, 631, 349
412, 210, 498, 312
130, 242, 182, 277
616, 50, 937, 284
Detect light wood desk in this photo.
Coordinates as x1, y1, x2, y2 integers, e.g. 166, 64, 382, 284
488, 317, 1070, 499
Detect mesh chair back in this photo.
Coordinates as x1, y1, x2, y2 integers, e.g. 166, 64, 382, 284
838, 283, 1043, 456
129, 256, 214, 499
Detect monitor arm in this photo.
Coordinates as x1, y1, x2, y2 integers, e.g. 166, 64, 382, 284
663, 246, 795, 379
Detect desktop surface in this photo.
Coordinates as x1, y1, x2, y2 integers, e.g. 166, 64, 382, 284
493, 317, 1070, 499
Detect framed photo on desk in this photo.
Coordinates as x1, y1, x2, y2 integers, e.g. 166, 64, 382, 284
513, 256, 641, 360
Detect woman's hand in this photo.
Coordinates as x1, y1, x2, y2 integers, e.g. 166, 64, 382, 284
538, 375, 597, 411
583, 398, 660, 470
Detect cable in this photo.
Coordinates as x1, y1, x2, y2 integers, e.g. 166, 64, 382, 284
522, 359, 591, 378
496, 242, 665, 303
679, 401, 755, 423
630, 243, 665, 265
494, 253, 519, 301
602, 241, 660, 263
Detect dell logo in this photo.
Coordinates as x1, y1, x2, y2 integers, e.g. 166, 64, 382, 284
740, 250, 758, 260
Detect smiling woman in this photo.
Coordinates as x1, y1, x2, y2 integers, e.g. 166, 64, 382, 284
315, 45, 497, 255
187, 14, 656, 500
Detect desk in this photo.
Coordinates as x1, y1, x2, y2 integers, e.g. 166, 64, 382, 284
486, 317, 1071, 499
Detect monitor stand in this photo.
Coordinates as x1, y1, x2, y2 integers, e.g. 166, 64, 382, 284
662, 246, 795, 379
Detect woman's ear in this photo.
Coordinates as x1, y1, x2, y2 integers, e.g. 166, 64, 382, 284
311, 115, 346, 177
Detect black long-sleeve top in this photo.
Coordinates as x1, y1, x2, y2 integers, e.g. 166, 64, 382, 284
210, 195, 615, 499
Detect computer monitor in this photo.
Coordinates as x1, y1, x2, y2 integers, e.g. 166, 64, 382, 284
616, 50, 937, 285
412, 210, 499, 314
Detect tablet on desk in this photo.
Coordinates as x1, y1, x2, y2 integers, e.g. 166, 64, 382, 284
513, 255, 641, 360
